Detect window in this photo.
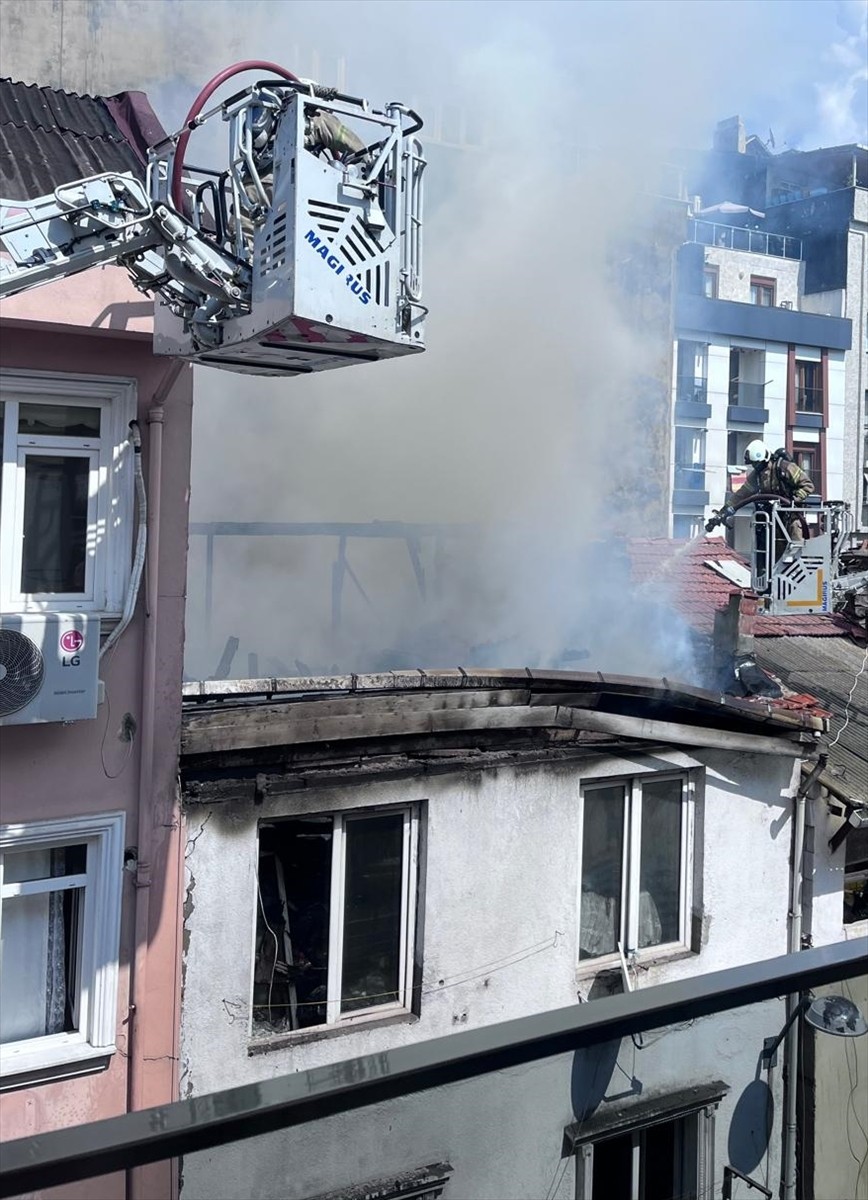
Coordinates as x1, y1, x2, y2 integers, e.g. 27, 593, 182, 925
794, 359, 824, 414
729, 347, 767, 408
310, 1163, 452, 1200
0, 371, 136, 615
569, 1085, 725, 1200
675, 341, 708, 404
579, 775, 693, 962
0, 812, 124, 1079
702, 266, 718, 299
844, 825, 868, 925
749, 276, 775, 306
253, 806, 420, 1037
674, 427, 706, 491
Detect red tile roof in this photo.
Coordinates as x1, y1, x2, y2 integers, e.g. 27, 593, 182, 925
628, 536, 859, 638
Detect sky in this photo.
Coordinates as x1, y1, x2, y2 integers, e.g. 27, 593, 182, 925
118, 0, 868, 681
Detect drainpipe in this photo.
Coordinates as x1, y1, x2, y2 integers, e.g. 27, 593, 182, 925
126, 361, 186, 1200
782, 753, 827, 1200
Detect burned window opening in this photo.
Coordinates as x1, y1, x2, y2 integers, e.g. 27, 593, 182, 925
253, 807, 418, 1037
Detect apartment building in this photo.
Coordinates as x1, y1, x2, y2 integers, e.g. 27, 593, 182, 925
0, 81, 192, 1200
176, 669, 849, 1200
668, 122, 865, 539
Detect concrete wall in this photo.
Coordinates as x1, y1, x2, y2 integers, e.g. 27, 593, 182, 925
0, 279, 193, 1200
179, 745, 798, 1198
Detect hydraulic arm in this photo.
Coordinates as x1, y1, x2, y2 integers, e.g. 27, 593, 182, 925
0, 67, 426, 377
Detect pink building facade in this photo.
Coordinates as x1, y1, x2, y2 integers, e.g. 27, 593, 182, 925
0, 268, 192, 1200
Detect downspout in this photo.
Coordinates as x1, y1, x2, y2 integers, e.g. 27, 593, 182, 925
126, 361, 186, 1200
782, 753, 827, 1200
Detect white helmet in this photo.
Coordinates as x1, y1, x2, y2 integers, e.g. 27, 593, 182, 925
744, 439, 771, 466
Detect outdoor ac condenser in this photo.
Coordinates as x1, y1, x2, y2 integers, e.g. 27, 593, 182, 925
0, 615, 99, 726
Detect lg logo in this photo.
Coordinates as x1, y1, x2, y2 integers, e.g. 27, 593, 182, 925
60, 628, 84, 667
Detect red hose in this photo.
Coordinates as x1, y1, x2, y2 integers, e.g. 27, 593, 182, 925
170, 61, 299, 212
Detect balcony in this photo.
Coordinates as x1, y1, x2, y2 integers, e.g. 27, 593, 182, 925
674, 376, 712, 420
676, 376, 708, 404
675, 295, 852, 352
729, 382, 766, 407
689, 219, 802, 260
728, 382, 768, 425
673, 465, 709, 508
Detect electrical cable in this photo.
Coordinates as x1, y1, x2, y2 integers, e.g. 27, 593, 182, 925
827, 643, 868, 749
98, 644, 135, 781
250, 930, 564, 1012
255, 875, 281, 1028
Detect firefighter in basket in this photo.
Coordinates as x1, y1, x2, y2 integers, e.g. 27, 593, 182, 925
707, 440, 814, 542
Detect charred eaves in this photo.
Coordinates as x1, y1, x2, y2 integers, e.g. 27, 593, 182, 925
180, 669, 822, 803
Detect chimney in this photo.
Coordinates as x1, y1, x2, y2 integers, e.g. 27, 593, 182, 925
713, 591, 758, 675
713, 116, 746, 155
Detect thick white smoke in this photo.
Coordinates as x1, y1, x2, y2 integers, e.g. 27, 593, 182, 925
7, 0, 844, 682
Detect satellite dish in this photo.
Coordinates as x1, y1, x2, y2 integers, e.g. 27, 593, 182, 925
804, 995, 868, 1039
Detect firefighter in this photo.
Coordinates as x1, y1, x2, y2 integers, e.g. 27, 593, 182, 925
716, 440, 814, 543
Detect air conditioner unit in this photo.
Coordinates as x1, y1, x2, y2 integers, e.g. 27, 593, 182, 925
0, 615, 99, 726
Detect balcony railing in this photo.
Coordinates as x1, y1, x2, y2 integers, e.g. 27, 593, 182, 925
690, 219, 802, 261
729, 382, 766, 407
676, 376, 708, 405
795, 386, 824, 415
674, 465, 707, 490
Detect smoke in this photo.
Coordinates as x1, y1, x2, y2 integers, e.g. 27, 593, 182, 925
39, 0, 848, 683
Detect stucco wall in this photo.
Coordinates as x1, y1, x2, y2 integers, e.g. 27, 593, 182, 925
0, 309, 193, 1198
179, 745, 797, 1197
705, 246, 802, 310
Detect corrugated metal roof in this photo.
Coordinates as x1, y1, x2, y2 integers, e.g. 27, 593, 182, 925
0, 78, 164, 200
755, 637, 868, 800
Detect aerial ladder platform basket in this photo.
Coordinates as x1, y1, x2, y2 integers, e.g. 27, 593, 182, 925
1, 65, 427, 378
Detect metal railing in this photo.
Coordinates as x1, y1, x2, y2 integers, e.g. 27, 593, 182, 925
674, 465, 707, 491
676, 376, 708, 405
729, 382, 767, 408
795, 386, 824, 415
690, 219, 802, 261
0, 940, 864, 1197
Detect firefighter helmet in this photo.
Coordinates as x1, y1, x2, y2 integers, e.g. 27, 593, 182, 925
744, 440, 771, 466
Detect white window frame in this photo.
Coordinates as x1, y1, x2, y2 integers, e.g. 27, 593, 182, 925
578, 772, 695, 969
253, 804, 420, 1037
0, 811, 125, 1079
0, 369, 136, 616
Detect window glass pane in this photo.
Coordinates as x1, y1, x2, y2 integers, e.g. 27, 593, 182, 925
580, 786, 624, 960
18, 404, 101, 438
0, 880, 83, 1043
641, 1119, 679, 1200
341, 813, 404, 1014
254, 818, 332, 1033
21, 455, 90, 593
639, 779, 683, 948
2, 844, 87, 884
592, 1132, 632, 1199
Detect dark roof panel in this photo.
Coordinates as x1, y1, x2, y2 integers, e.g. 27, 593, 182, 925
0, 78, 165, 200
0, 79, 125, 141
756, 637, 868, 799
0, 121, 143, 200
